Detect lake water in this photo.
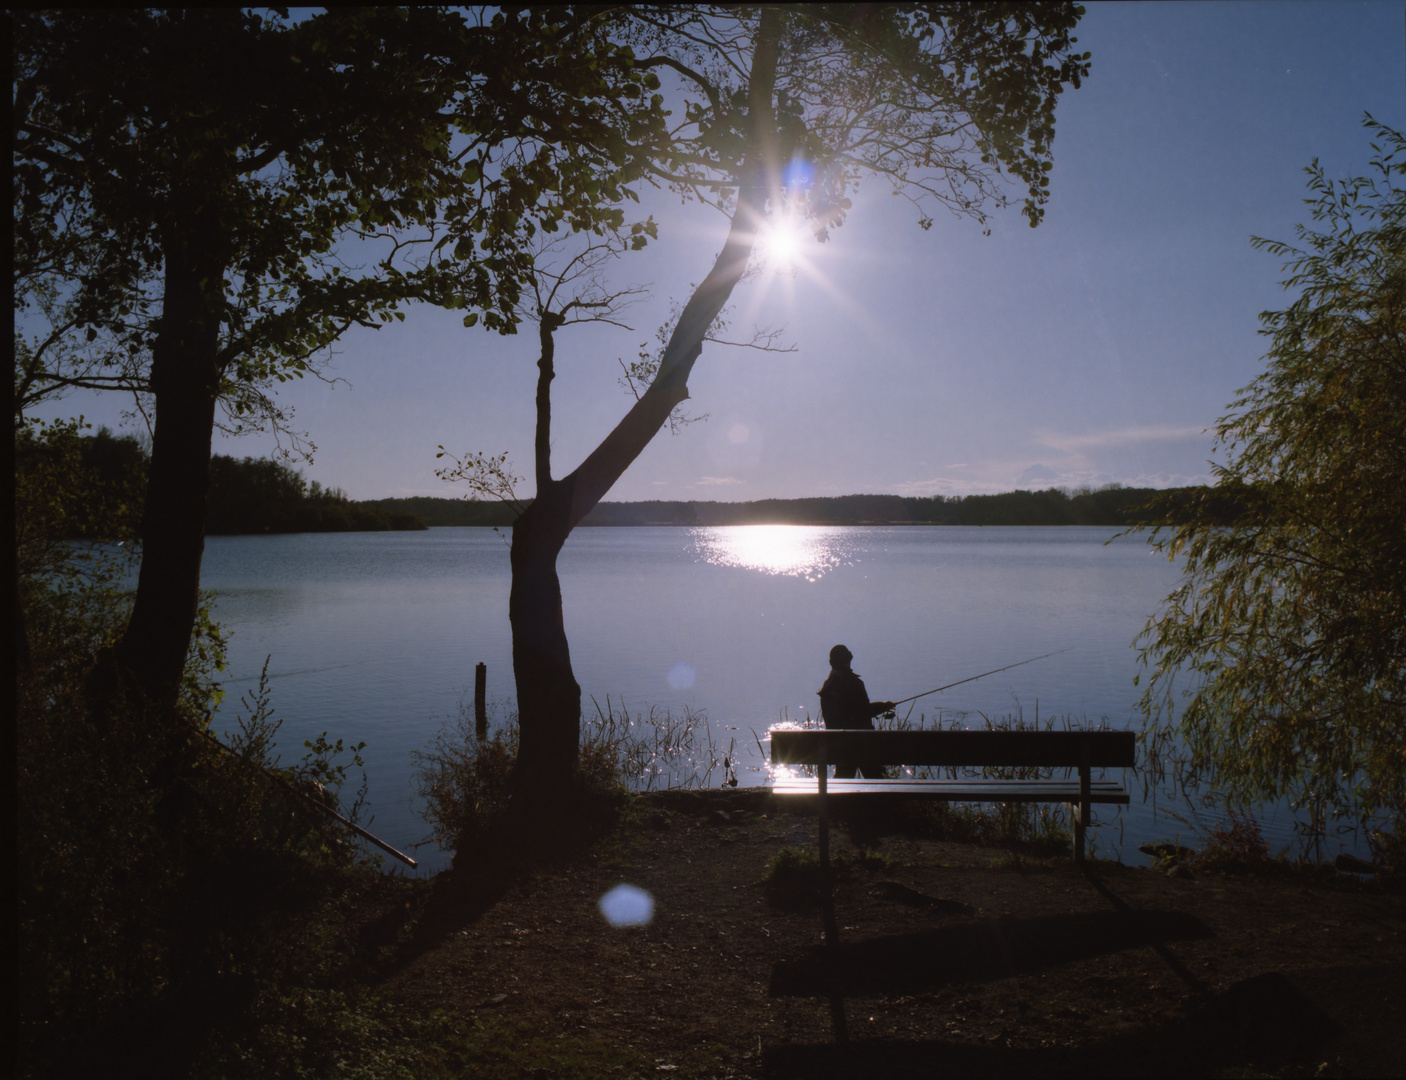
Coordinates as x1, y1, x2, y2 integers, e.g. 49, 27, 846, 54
198, 525, 1336, 874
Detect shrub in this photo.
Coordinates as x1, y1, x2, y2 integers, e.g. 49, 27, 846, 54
412, 702, 521, 854
413, 696, 728, 856
16, 418, 390, 1077
17, 644, 377, 1078
1196, 809, 1275, 873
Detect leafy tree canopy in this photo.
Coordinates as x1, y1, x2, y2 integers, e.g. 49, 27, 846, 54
12, 6, 672, 703
1136, 117, 1406, 851
622, 3, 1087, 231
12, 6, 670, 425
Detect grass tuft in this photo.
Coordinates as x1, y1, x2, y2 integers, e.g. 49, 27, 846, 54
760, 845, 826, 910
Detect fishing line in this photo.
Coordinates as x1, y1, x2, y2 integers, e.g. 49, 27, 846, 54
889, 648, 1072, 707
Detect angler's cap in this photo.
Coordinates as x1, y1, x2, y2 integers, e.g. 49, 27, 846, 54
829, 644, 853, 668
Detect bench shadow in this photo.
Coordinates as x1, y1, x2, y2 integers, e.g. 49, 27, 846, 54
763, 969, 1344, 1079
769, 909, 1211, 997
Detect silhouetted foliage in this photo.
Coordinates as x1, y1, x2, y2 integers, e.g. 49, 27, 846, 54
14, 419, 146, 695
16, 432, 381, 1076
1136, 119, 1406, 854
955, 484, 1155, 526
14, 6, 670, 706
17, 651, 383, 1078
15, 421, 146, 551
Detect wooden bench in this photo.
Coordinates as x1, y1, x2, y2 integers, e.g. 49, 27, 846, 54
771, 729, 1135, 865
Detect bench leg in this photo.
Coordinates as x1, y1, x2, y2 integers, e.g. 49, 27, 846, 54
1075, 757, 1091, 864
817, 771, 841, 947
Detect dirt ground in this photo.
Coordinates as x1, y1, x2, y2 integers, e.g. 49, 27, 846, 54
372, 789, 1406, 1078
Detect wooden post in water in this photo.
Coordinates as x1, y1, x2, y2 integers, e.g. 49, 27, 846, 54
474, 662, 487, 739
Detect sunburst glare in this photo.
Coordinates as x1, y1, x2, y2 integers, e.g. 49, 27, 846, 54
759, 214, 806, 271
757, 158, 815, 275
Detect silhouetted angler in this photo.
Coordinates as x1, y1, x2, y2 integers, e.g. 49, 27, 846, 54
817, 644, 894, 779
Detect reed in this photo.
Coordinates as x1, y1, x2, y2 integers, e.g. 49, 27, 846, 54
413, 696, 730, 854
585, 695, 728, 793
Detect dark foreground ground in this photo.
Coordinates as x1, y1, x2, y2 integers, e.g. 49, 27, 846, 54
367, 789, 1405, 1078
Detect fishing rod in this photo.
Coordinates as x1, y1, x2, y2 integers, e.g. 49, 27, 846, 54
889, 648, 1072, 708
186, 721, 418, 868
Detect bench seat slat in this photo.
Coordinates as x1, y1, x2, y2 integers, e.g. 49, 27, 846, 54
771, 729, 1136, 768
769, 728, 1135, 865
772, 776, 1130, 803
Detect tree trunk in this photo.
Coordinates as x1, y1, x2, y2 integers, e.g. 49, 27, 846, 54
507, 313, 585, 816
504, 8, 783, 811
508, 480, 581, 816
111, 209, 229, 710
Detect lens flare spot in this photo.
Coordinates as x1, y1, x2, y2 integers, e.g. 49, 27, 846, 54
728, 423, 750, 445
599, 884, 654, 928
667, 662, 696, 689
783, 158, 815, 191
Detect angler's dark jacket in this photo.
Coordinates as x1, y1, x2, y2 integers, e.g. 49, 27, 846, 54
818, 668, 877, 730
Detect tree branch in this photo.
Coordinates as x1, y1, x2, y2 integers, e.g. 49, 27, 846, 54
559, 6, 784, 527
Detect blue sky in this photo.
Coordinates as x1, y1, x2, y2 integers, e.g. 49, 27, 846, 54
34, 2, 1406, 502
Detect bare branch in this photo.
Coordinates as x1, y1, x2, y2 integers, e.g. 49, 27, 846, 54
434, 447, 527, 516
615, 296, 791, 434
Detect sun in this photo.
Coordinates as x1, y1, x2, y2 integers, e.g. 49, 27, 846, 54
759, 214, 806, 270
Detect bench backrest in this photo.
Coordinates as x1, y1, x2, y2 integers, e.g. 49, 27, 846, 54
771, 729, 1135, 769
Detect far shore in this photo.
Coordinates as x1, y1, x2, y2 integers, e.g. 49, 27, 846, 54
357, 485, 1197, 529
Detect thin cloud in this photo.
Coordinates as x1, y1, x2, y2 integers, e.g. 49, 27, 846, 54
1036, 424, 1209, 454
892, 476, 995, 498
695, 475, 745, 487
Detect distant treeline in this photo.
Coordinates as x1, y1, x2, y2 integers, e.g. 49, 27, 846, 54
33, 430, 1194, 533
21, 431, 428, 536
361, 484, 1191, 528
208, 456, 426, 534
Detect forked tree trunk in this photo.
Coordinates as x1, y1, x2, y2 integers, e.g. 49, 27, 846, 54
506, 8, 782, 814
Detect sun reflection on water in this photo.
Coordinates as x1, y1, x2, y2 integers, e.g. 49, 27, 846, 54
761, 717, 812, 785
690, 526, 853, 581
